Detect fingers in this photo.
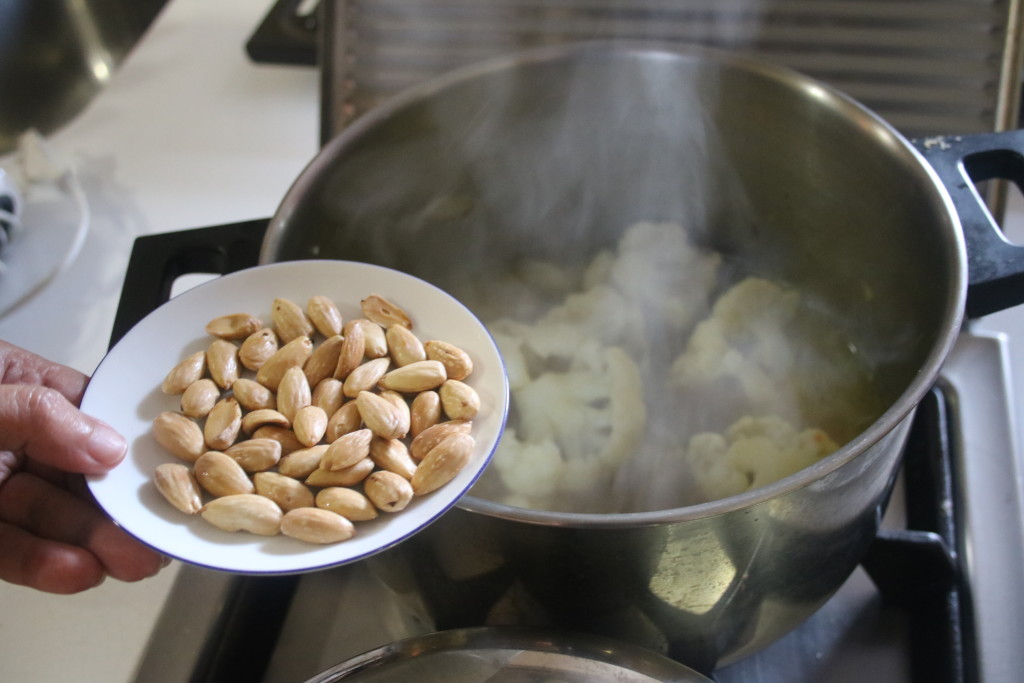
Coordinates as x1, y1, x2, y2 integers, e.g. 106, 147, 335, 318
0, 522, 106, 594
0, 384, 127, 475
0, 472, 164, 590
0, 339, 88, 406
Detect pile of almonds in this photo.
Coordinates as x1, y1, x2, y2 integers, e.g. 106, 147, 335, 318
151, 293, 480, 545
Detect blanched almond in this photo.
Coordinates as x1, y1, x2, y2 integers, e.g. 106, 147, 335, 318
231, 377, 276, 412
154, 462, 202, 514
424, 340, 473, 381
257, 336, 313, 391
378, 360, 446, 393
293, 405, 328, 447
305, 457, 374, 487
410, 390, 441, 437
240, 408, 290, 435
277, 444, 328, 479
311, 378, 345, 416
304, 334, 343, 387
281, 507, 354, 544
205, 313, 262, 340
386, 324, 425, 367
322, 428, 372, 471
277, 366, 311, 423
361, 294, 412, 329
161, 351, 206, 395
207, 339, 240, 390
409, 420, 472, 461
334, 321, 365, 380
315, 487, 378, 521
252, 425, 304, 455
225, 438, 283, 472
201, 494, 282, 536
272, 297, 314, 342
412, 432, 475, 495
369, 437, 417, 480
153, 411, 205, 462
254, 471, 314, 511
194, 450, 254, 497
343, 356, 390, 397
204, 397, 242, 450
379, 390, 411, 439
238, 328, 278, 371
365, 471, 414, 512
357, 320, 388, 359
325, 401, 362, 441
307, 296, 343, 338
439, 379, 481, 421
180, 378, 219, 418
356, 391, 405, 440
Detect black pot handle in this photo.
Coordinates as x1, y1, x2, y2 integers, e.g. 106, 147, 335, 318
109, 220, 268, 349
913, 131, 1024, 318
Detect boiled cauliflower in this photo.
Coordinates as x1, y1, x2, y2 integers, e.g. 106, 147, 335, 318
493, 284, 646, 365
489, 221, 721, 366
471, 222, 861, 512
670, 277, 802, 417
601, 220, 721, 330
687, 415, 838, 501
482, 342, 647, 512
489, 429, 565, 509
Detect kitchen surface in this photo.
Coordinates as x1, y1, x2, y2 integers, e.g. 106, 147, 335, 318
2, 1, 1024, 682
0, 2, 318, 681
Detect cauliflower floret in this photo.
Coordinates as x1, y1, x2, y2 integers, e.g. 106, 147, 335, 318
687, 415, 838, 501
597, 221, 721, 337
514, 343, 646, 468
480, 343, 647, 511
501, 221, 719, 370
517, 284, 646, 363
685, 433, 748, 502
472, 221, 741, 512
491, 428, 565, 500
670, 277, 802, 414
489, 327, 532, 392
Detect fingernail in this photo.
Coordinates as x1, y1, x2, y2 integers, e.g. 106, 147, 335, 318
88, 420, 128, 466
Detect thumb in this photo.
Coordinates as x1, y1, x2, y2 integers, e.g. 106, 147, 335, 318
0, 384, 127, 474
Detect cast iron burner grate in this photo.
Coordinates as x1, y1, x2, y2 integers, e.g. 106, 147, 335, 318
112, 220, 976, 682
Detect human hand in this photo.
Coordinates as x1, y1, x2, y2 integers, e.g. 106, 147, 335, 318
0, 340, 165, 593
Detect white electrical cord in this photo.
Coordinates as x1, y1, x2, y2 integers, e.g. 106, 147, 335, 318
0, 130, 91, 318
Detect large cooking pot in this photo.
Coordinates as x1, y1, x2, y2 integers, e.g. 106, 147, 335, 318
260, 43, 1024, 672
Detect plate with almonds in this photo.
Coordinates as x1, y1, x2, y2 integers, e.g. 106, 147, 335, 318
83, 260, 509, 574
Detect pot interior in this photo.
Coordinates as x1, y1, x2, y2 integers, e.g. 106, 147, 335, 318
265, 44, 964, 514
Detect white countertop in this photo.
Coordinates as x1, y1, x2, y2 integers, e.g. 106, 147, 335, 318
0, 2, 319, 682
0, 1, 1022, 681
0, 0, 320, 376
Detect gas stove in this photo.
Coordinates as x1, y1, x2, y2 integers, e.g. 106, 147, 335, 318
116, 2, 1024, 680
117, 218, 1023, 682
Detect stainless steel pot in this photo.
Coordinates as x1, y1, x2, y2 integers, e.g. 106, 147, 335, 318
304, 627, 712, 682
261, 43, 1024, 672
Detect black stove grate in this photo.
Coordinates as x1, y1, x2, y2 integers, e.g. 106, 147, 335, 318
113, 221, 977, 682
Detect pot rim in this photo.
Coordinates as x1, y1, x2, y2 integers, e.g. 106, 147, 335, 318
264, 40, 969, 528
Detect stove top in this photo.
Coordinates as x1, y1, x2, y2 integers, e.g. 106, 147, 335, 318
117, 219, 1024, 682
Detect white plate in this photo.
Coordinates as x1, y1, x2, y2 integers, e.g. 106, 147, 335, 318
84, 260, 508, 575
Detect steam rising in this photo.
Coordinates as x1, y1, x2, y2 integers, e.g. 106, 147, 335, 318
293, 41, 918, 513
